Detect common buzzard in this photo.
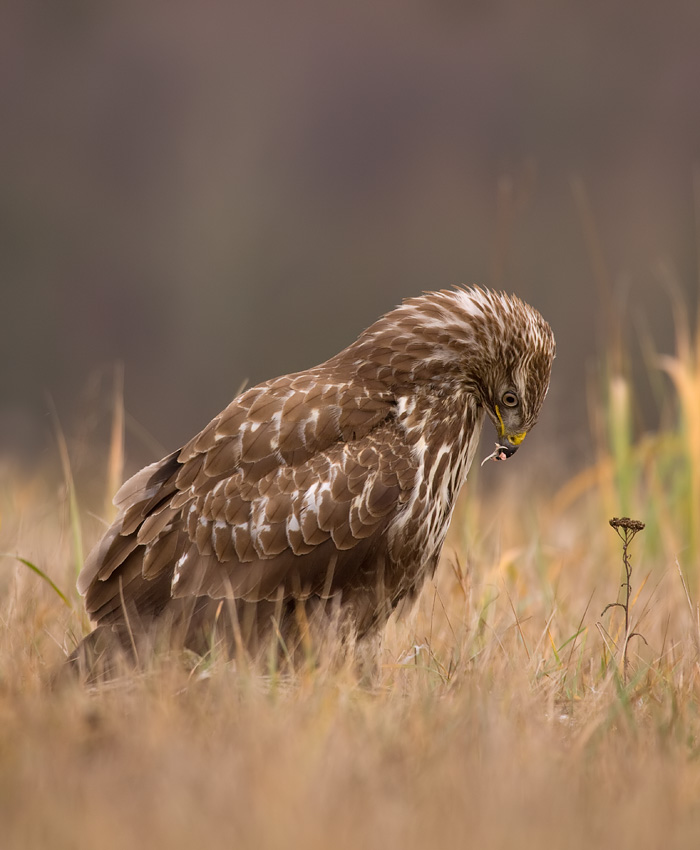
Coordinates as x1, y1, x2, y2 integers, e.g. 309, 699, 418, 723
73, 287, 555, 674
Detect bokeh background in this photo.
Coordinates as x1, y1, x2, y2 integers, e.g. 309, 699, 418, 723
2, 1, 700, 475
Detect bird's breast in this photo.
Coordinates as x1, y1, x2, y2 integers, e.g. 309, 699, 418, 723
388, 397, 484, 586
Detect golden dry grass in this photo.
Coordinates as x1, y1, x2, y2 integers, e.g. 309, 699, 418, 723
3, 322, 700, 848
2, 455, 700, 849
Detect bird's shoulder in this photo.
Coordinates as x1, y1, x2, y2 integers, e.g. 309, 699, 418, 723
175, 370, 396, 490
166, 416, 418, 600
81, 372, 418, 607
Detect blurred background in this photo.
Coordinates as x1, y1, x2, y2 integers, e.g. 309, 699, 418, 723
2, 0, 700, 478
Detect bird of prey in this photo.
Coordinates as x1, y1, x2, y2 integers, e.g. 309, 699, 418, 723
73, 287, 555, 675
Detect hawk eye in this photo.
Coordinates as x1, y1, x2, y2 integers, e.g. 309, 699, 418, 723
502, 391, 519, 408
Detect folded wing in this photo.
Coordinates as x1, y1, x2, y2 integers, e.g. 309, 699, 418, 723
78, 371, 415, 625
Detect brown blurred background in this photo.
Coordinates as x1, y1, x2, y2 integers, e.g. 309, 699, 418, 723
2, 1, 700, 475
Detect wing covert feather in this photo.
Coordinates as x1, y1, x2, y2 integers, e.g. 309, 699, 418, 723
79, 374, 406, 621
171, 420, 415, 601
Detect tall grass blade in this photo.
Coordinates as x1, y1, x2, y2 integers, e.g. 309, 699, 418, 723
1, 553, 72, 607
106, 362, 125, 520
47, 397, 84, 579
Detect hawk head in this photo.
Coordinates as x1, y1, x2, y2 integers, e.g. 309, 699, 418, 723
453, 287, 556, 462
353, 286, 555, 462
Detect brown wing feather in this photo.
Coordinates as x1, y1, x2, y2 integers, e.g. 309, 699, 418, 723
79, 376, 403, 625
169, 420, 414, 601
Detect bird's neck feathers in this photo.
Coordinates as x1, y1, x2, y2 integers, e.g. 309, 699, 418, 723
330, 287, 553, 411
331, 287, 510, 394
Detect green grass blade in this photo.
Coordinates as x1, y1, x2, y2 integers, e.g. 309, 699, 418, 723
1, 553, 72, 608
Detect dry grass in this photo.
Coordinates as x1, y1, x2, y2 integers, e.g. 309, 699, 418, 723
3, 310, 700, 849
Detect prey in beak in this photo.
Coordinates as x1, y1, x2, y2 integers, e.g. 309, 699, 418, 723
481, 431, 526, 466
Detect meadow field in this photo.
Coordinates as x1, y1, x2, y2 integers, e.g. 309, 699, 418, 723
2, 306, 700, 849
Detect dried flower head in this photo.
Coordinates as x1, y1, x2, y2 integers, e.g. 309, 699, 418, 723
609, 517, 645, 532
